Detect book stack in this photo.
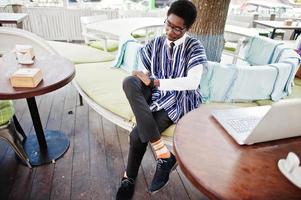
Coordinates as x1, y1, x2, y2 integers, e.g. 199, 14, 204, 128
10, 68, 43, 88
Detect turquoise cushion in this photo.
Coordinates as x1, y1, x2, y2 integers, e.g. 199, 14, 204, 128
200, 62, 239, 102
122, 42, 143, 73
112, 39, 143, 73
0, 100, 14, 126
244, 36, 283, 65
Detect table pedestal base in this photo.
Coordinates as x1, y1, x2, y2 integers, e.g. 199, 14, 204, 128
24, 130, 69, 166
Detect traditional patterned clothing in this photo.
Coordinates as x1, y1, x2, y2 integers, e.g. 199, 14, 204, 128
140, 35, 207, 122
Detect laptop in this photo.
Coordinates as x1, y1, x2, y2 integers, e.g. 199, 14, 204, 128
212, 99, 301, 145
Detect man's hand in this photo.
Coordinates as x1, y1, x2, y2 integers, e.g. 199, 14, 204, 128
132, 70, 151, 86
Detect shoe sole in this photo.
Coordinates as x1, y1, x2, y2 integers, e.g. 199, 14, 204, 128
149, 162, 178, 195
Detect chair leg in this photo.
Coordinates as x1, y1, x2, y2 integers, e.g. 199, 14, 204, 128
79, 94, 83, 106
0, 123, 32, 168
13, 115, 26, 139
9, 135, 32, 168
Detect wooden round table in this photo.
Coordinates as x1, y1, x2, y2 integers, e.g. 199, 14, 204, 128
173, 104, 301, 200
0, 53, 75, 166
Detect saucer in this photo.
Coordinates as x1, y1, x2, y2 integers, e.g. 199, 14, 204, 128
278, 159, 301, 188
18, 59, 34, 65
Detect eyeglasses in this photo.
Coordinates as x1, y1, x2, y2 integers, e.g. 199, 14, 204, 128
164, 19, 186, 35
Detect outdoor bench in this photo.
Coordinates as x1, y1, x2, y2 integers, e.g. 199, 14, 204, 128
48, 39, 301, 145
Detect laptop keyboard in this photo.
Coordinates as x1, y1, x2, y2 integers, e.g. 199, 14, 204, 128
227, 117, 260, 134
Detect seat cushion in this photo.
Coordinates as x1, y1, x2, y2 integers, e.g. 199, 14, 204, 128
255, 84, 301, 106
75, 62, 267, 140
295, 78, 301, 86
162, 124, 175, 138
132, 29, 147, 39
89, 40, 119, 52
75, 62, 176, 138
224, 41, 237, 52
253, 28, 270, 37
131, 30, 155, 39
75, 62, 133, 121
47, 41, 115, 64
287, 85, 301, 99
0, 100, 14, 126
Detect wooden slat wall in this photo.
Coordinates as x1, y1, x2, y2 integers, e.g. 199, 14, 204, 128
26, 7, 119, 41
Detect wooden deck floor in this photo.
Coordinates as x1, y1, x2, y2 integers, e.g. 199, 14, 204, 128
0, 84, 208, 200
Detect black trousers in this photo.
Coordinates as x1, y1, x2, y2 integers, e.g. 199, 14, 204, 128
123, 76, 173, 179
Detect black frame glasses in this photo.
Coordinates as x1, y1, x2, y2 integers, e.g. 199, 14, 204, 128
164, 19, 186, 35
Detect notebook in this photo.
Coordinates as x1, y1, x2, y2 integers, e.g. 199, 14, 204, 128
212, 99, 301, 145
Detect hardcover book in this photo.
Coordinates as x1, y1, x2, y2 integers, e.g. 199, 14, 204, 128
10, 68, 42, 88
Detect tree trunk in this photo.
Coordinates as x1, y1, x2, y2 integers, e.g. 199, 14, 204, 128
190, 0, 230, 62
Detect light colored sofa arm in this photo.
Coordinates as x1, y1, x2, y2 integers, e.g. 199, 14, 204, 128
200, 58, 300, 102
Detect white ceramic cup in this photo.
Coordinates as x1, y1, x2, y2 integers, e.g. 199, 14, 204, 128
284, 152, 300, 173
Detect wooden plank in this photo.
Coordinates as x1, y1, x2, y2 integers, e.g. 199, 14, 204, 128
29, 87, 66, 200
8, 165, 34, 200
27, 92, 54, 200
0, 84, 203, 200
70, 92, 91, 200
50, 84, 77, 200
116, 127, 151, 200
13, 98, 27, 120
102, 117, 124, 199
177, 168, 209, 200
0, 95, 28, 197
158, 164, 191, 200
140, 145, 167, 200
0, 147, 18, 200
14, 96, 43, 137
87, 108, 109, 200
8, 96, 44, 200
0, 141, 9, 166
139, 143, 191, 200
46, 87, 67, 130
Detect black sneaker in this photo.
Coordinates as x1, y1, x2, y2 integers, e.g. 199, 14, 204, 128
149, 153, 177, 194
116, 177, 135, 200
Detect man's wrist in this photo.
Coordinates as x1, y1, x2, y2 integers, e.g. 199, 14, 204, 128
149, 78, 155, 88
154, 79, 160, 87
149, 78, 160, 88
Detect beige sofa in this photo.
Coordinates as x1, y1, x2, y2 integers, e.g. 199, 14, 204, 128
48, 40, 301, 144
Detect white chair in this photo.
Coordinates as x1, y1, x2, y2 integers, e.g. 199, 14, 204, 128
3, 3, 31, 30
132, 25, 165, 44
223, 36, 246, 64
0, 27, 58, 56
80, 15, 118, 52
